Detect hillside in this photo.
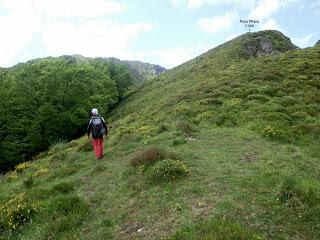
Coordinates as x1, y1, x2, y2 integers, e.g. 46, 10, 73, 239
1, 30, 320, 239
97, 57, 166, 85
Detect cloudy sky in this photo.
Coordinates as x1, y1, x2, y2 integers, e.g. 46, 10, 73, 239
0, 0, 319, 68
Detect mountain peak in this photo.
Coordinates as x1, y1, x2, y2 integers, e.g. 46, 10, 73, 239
236, 30, 298, 58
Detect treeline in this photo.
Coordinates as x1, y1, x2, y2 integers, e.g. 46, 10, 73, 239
0, 57, 134, 171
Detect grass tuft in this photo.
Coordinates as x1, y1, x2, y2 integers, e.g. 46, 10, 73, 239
169, 218, 264, 240
129, 147, 178, 167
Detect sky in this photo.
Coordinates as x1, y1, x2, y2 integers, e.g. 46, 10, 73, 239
0, 0, 319, 69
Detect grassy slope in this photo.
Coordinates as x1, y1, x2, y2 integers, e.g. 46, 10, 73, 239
1, 31, 320, 239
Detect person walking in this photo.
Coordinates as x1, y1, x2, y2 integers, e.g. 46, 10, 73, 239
87, 108, 108, 159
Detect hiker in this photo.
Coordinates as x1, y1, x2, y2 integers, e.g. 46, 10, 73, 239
87, 108, 108, 159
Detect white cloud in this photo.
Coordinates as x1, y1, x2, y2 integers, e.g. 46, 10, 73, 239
0, 0, 40, 66
259, 18, 284, 31
34, 0, 121, 19
135, 44, 219, 69
291, 34, 314, 48
171, 0, 255, 10
42, 21, 153, 59
311, 0, 320, 14
249, 0, 296, 20
197, 11, 238, 33
0, 0, 154, 67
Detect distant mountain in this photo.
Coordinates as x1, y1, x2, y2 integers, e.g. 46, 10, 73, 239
316, 39, 320, 46
97, 57, 166, 85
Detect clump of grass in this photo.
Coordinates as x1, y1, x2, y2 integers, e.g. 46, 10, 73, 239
0, 192, 38, 231
77, 138, 92, 152
49, 195, 88, 215
45, 195, 89, 238
129, 147, 178, 167
23, 174, 34, 188
51, 181, 75, 194
147, 159, 189, 183
172, 138, 187, 146
277, 176, 320, 207
169, 218, 264, 240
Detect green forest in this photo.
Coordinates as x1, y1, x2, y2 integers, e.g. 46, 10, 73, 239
0, 57, 134, 171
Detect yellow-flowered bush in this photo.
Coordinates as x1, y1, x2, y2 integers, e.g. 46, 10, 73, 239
148, 159, 189, 183
35, 167, 49, 176
15, 162, 31, 173
0, 193, 38, 230
6, 171, 18, 181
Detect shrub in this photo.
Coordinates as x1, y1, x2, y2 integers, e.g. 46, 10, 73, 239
6, 171, 18, 181
147, 159, 189, 183
261, 124, 295, 142
247, 94, 269, 102
15, 162, 31, 173
175, 104, 193, 117
195, 111, 215, 122
0, 193, 38, 231
169, 218, 264, 240
35, 167, 50, 176
129, 147, 178, 167
176, 120, 195, 135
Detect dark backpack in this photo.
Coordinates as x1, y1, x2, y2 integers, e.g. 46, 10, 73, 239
91, 116, 104, 138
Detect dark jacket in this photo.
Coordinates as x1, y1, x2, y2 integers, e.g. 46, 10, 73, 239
87, 115, 108, 138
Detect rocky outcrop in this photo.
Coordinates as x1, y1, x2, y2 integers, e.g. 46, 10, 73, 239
244, 30, 296, 57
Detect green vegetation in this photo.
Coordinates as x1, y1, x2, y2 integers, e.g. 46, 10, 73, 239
0, 57, 134, 171
0, 30, 319, 239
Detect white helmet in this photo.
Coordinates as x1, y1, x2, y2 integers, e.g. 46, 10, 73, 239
91, 108, 98, 115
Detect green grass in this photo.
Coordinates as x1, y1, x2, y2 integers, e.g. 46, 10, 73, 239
0, 30, 319, 239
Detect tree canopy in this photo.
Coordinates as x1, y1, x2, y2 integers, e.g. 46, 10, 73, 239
0, 57, 134, 171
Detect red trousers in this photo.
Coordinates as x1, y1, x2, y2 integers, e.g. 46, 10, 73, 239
92, 138, 104, 159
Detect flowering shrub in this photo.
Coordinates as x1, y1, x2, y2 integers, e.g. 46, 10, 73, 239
6, 171, 18, 181
261, 125, 294, 142
0, 193, 38, 230
35, 167, 50, 176
147, 159, 189, 183
15, 162, 31, 173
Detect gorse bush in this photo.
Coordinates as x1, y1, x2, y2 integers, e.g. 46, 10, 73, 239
261, 124, 296, 142
147, 159, 189, 183
0, 193, 38, 231
15, 162, 31, 173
